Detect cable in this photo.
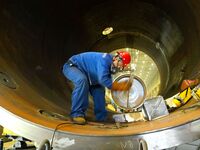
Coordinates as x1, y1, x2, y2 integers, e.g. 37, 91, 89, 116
50, 122, 71, 150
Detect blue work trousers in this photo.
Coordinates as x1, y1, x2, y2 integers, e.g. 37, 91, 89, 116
63, 63, 107, 121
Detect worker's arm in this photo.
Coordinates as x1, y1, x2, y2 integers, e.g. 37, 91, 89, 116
99, 72, 132, 91
98, 65, 132, 91
98, 55, 132, 91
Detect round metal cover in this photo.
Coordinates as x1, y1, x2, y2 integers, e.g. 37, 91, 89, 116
111, 74, 146, 110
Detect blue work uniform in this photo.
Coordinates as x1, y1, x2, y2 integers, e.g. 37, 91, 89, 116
62, 52, 113, 121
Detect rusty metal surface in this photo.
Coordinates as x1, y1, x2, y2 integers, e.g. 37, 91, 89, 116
0, 0, 200, 149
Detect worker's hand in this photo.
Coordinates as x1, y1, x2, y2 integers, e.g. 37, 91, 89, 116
112, 81, 132, 91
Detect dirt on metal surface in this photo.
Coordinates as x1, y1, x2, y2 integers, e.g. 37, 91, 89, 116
0, 0, 200, 138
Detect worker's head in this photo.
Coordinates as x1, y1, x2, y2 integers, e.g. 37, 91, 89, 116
111, 51, 131, 73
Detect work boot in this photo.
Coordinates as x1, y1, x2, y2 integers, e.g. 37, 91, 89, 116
72, 116, 86, 125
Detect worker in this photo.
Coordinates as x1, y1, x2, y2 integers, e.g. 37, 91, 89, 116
62, 51, 132, 125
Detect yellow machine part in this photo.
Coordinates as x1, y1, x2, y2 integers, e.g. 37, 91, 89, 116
2, 128, 17, 136
106, 104, 116, 112
196, 88, 200, 97
171, 87, 192, 108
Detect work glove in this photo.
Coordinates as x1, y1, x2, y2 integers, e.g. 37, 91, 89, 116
112, 81, 132, 91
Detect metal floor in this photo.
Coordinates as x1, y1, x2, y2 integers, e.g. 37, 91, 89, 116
2, 137, 200, 150
166, 139, 200, 150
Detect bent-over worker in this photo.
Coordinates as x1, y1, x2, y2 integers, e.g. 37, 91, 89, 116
62, 51, 132, 124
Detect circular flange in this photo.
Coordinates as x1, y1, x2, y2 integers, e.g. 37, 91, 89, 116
111, 74, 146, 111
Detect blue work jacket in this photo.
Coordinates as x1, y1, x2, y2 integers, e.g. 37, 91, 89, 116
69, 52, 113, 89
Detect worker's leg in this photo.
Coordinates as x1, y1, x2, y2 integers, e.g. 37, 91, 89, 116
63, 64, 89, 118
90, 85, 107, 121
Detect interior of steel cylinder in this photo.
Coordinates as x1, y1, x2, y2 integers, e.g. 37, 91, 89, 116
0, 0, 200, 136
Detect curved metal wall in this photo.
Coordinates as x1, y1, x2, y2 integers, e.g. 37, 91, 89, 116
0, 0, 200, 149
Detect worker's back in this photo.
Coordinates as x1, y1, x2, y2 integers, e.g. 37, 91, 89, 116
69, 52, 113, 88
